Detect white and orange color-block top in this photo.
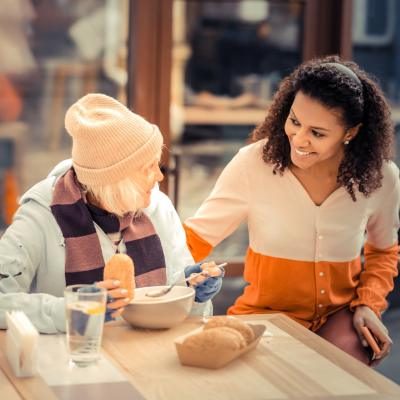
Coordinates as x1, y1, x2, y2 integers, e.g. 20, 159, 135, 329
184, 140, 400, 330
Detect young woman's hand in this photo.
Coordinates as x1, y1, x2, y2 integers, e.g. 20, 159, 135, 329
96, 279, 131, 321
353, 305, 392, 364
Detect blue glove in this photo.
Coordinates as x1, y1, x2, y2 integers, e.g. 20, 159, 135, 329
184, 263, 224, 303
105, 295, 116, 322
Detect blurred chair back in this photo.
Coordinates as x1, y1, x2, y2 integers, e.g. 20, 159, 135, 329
0, 123, 25, 230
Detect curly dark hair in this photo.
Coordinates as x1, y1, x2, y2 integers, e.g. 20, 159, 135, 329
252, 55, 394, 200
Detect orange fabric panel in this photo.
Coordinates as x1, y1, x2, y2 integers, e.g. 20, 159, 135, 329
0, 75, 22, 122
3, 169, 19, 225
183, 223, 213, 262
227, 248, 364, 330
350, 242, 399, 315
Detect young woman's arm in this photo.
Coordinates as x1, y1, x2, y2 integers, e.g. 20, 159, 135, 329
350, 163, 400, 315
184, 148, 250, 261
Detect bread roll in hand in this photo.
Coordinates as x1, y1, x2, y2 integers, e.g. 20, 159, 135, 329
103, 254, 135, 300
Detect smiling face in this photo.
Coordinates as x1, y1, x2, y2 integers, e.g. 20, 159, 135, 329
284, 91, 357, 174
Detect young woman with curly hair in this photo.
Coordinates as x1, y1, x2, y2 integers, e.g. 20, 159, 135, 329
184, 55, 399, 366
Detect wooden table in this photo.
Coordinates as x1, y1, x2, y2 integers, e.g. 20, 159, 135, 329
1, 314, 399, 400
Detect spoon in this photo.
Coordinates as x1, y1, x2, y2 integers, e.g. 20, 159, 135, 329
145, 262, 227, 298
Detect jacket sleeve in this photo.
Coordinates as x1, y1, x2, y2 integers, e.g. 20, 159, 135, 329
350, 170, 400, 316
0, 201, 66, 333
184, 149, 249, 261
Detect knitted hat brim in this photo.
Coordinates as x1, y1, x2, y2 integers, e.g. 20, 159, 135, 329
73, 126, 163, 187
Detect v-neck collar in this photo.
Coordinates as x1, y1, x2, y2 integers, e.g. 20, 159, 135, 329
286, 168, 344, 208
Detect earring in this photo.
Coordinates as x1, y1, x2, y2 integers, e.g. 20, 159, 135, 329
344, 140, 350, 145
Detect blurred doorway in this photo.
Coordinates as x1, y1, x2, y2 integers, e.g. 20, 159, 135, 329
126, 0, 351, 271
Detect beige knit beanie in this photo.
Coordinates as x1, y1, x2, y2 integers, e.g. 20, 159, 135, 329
65, 93, 163, 187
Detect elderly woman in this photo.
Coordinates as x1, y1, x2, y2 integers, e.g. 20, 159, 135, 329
0, 93, 223, 333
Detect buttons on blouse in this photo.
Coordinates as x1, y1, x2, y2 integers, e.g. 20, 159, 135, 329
320, 289, 325, 294
319, 271, 324, 277
316, 232, 324, 259
318, 304, 323, 308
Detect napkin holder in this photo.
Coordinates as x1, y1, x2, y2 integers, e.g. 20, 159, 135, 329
5, 311, 39, 377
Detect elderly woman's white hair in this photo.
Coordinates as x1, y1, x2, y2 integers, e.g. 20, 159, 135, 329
83, 153, 162, 217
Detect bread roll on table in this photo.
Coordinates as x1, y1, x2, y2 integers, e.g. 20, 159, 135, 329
204, 316, 255, 344
183, 327, 246, 351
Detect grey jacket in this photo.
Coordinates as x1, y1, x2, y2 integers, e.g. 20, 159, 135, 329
0, 160, 205, 333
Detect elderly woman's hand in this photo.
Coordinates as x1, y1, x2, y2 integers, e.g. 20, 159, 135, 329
96, 279, 131, 321
353, 305, 392, 364
184, 261, 224, 303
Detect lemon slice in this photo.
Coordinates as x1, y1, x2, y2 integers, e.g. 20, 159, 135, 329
86, 304, 106, 315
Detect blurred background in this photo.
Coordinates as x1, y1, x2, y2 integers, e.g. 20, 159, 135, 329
0, 0, 398, 382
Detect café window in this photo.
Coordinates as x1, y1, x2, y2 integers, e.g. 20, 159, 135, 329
352, 0, 400, 166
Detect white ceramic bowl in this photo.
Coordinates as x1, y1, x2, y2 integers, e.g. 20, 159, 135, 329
121, 285, 195, 329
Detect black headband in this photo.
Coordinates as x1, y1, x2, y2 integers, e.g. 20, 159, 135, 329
323, 62, 362, 87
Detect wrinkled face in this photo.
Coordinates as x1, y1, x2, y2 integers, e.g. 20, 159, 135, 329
136, 153, 164, 208
284, 91, 351, 172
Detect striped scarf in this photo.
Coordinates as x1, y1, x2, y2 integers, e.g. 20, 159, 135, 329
50, 168, 166, 287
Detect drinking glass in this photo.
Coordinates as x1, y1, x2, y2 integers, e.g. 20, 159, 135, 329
64, 284, 107, 367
